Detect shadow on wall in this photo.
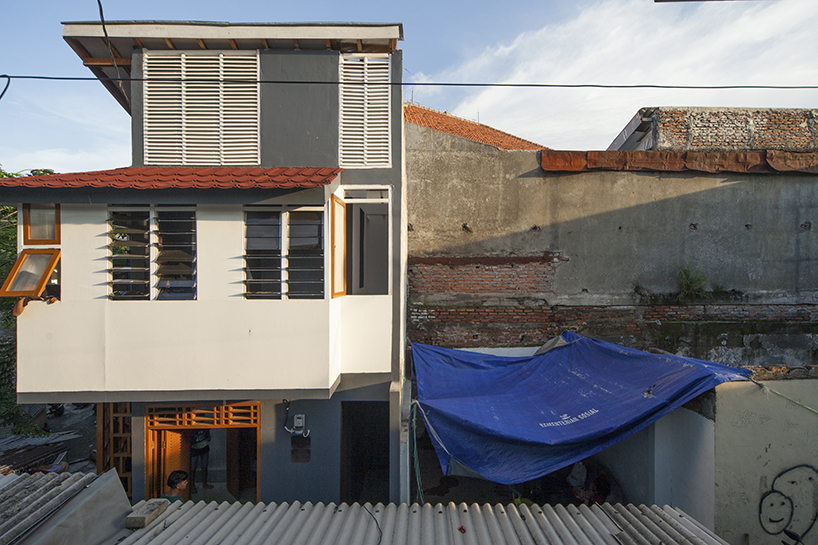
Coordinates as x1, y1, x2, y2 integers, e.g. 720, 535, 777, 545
408, 171, 818, 301
759, 465, 818, 543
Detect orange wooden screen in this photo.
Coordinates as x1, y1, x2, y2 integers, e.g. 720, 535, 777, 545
145, 402, 260, 502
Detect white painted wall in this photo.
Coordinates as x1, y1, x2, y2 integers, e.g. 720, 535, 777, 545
594, 406, 715, 528
337, 295, 392, 374
715, 381, 818, 545
16, 203, 393, 398
654, 408, 715, 529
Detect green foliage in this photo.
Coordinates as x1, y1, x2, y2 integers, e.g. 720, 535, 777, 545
0, 164, 53, 436
676, 264, 709, 302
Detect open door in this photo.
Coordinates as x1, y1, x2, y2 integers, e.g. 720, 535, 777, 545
147, 429, 190, 500
226, 428, 257, 501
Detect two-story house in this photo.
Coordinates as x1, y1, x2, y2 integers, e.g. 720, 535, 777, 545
0, 21, 408, 505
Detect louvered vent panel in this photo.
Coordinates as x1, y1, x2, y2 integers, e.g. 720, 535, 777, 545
143, 52, 259, 166
339, 55, 391, 168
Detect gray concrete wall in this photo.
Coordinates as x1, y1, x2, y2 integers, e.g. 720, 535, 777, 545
715, 380, 818, 545
260, 51, 339, 167
259, 382, 390, 504
406, 123, 818, 305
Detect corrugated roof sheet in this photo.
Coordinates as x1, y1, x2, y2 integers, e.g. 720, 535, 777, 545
405, 103, 550, 151
541, 149, 818, 174
0, 167, 343, 190
112, 499, 728, 545
0, 471, 97, 545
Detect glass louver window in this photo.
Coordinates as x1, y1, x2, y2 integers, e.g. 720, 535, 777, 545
155, 208, 196, 300
243, 209, 324, 299
287, 211, 324, 299
109, 209, 150, 300
108, 206, 197, 300
244, 210, 282, 299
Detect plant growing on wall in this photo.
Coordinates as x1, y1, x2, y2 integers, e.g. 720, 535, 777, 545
676, 264, 709, 302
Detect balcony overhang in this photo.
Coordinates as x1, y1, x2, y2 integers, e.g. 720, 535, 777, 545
63, 20, 404, 112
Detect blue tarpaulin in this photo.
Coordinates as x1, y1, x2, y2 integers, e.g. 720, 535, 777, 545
413, 331, 752, 484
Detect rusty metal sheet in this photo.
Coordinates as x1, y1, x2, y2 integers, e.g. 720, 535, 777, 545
540, 149, 818, 174
766, 150, 818, 174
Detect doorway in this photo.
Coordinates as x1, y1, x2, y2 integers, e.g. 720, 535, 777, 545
341, 401, 389, 504
145, 403, 260, 503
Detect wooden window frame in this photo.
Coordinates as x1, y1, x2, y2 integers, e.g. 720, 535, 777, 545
0, 248, 61, 297
331, 194, 347, 298
23, 203, 60, 245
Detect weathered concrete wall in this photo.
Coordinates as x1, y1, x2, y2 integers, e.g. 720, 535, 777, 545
408, 123, 818, 305
715, 380, 818, 545
407, 123, 818, 370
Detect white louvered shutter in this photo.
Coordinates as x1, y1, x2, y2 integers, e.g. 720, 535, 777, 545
339, 55, 391, 169
143, 52, 260, 166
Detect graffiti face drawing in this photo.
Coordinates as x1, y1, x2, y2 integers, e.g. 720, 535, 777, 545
759, 465, 818, 541
759, 491, 793, 535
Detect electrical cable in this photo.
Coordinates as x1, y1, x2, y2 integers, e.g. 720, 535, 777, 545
96, 0, 130, 108
361, 504, 383, 545
0, 75, 9, 102
411, 402, 425, 505
2, 73, 818, 91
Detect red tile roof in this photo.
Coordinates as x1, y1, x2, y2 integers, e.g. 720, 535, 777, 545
0, 166, 342, 190
404, 103, 550, 151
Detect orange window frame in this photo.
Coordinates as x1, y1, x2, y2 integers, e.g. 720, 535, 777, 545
23, 204, 61, 245
0, 248, 61, 297
331, 194, 346, 298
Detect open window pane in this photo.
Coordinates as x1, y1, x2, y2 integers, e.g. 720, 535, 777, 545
331, 196, 346, 298
23, 204, 60, 244
0, 249, 61, 297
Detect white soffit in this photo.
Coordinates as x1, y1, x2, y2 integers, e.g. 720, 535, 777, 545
62, 21, 403, 42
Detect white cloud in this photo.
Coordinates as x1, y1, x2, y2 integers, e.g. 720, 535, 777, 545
415, 0, 818, 150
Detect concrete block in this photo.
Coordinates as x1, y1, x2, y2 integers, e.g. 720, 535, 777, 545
126, 498, 169, 529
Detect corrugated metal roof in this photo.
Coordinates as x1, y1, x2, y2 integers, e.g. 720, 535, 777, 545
0, 471, 97, 545
111, 499, 728, 545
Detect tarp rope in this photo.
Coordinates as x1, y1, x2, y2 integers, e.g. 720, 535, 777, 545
753, 379, 818, 416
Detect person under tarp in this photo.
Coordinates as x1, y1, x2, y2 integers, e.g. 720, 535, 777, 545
413, 331, 752, 485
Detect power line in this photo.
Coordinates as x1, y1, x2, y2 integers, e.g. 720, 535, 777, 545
1, 74, 817, 91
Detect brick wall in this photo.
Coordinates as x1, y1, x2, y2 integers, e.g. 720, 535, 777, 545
651, 108, 818, 152
408, 257, 818, 370
408, 255, 564, 295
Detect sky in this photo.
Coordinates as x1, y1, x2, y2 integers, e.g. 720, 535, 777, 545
1, 0, 817, 174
